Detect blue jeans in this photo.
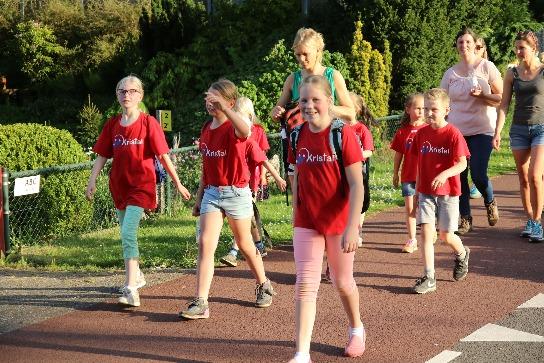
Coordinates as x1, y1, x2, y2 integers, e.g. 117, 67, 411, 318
460, 134, 494, 216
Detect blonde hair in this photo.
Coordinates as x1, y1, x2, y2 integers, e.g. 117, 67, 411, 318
400, 93, 424, 127
116, 75, 144, 96
300, 74, 332, 99
424, 88, 450, 105
210, 78, 239, 102
234, 96, 259, 124
292, 27, 325, 65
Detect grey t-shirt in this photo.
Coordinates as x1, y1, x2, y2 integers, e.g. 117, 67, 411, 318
512, 66, 544, 125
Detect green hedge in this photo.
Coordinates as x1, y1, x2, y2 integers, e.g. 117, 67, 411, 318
0, 123, 92, 242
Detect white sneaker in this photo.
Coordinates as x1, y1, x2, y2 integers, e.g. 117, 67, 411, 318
118, 286, 140, 307
118, 271, 146, 293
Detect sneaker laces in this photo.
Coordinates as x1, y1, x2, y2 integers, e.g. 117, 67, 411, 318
188, 297, 204, 308
255, 280, 272, 298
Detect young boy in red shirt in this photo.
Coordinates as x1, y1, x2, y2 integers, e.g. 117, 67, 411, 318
410, 88, 471, 294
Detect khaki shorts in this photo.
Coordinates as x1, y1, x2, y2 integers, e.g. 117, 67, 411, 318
417, 194, 459, 233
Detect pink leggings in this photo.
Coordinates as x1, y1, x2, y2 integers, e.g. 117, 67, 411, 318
293, 227, 357, 301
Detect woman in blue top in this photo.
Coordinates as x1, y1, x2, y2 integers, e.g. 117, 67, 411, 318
271, 27, 355, 123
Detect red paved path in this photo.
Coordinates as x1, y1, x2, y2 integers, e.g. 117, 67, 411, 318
0, 173, 542, 362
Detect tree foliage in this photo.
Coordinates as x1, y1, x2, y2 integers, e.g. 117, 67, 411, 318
13, 21, 68, 82
348, 20, 392, 117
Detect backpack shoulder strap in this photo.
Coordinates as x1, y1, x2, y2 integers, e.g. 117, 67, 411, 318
329, 118, 345, 179
290, 122, 304, 157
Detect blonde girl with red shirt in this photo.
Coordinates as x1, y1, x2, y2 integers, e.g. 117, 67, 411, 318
287, 75, 365, 363
179, 79, 276, 320
86, 75, 191, 307
390, 93, 427, 253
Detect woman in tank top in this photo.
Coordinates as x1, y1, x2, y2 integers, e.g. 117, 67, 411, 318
440, 27, 503, 235
270, 27, 355, 124
494, 30, 544, 243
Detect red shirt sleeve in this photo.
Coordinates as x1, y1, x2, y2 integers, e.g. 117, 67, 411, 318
360, 124, 374, 151
341, 125, 364, 166
390, 128, 405, 153
93, 116, 116, 158
146, 115, 170, 156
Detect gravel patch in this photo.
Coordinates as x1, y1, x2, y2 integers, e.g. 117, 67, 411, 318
0, 268, 188, 334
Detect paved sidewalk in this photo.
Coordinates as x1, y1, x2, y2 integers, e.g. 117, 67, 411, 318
0, 173, 542, 362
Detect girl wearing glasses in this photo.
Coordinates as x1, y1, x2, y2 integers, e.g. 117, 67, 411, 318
440, 27, 503, 235
493, 31, 544, 243
86, 75, 191, 307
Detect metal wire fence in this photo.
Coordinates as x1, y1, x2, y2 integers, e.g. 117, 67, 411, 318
3, 116, 406, 252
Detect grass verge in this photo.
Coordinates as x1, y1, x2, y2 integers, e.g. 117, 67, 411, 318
1, 124, 516, 271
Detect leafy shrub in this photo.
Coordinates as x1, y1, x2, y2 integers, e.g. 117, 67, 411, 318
0, 123, 92, 242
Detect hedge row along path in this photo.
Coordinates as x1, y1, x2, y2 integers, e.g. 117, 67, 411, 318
0, 173, 542, 362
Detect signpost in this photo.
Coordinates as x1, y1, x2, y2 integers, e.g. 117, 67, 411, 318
156, 110, 172, 132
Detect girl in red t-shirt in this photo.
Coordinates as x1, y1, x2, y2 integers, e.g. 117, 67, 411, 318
179, 79, 276, 320
390, 93, 427, 253
219, 96, 287, 267
322, 92, 375, 282
286, 75, 366, 363
86, 75, 191, 307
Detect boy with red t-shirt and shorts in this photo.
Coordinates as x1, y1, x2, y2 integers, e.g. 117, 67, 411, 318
410, 88, 471, 294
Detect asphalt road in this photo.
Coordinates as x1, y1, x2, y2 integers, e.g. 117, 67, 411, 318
0, 173, 542, 362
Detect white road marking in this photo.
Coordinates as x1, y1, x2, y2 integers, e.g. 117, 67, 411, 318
518, 293, 544, 309
425, 350, 462, 363
460, 323, 544, 342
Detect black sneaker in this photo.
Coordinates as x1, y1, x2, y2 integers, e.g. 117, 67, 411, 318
413, 275, 437, 294
255, 279, 276, 308
453, 246, 470, 281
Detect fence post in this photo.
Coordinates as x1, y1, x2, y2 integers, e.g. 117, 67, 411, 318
1, 168, 9, 255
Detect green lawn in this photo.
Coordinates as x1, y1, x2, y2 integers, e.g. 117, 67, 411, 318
2, 125, 516, 271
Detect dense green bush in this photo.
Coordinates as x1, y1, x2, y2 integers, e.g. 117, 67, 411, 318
0, 123, 92, 242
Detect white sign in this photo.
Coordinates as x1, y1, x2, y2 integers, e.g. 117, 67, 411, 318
14, 175, 41, 197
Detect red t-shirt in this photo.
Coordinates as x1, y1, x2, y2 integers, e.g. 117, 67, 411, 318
390, 124, 428, 182
350, 122, 374, 162
249, 124, 270, 190
411, 123, 470, 196
288, 123, 364, 235
199, 120, 255, 187
93, 113, 169, 210
246, 139, 268, 192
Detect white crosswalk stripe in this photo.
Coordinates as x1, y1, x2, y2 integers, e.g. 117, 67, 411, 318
460, 323, 544, 342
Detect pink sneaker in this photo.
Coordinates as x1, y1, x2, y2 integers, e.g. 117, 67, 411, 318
344, 329, 366, 357
401, 239, 418, 253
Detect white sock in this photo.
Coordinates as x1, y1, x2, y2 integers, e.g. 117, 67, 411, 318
350, 326, 365, 337
293, 352, 311, 363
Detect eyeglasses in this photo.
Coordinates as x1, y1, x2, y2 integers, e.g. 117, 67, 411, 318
117, 89, 140, 96
475, 45, 484, 50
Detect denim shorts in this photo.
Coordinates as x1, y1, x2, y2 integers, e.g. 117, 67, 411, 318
510, 123, 544, 150
200, 185, 253, 219
417, 194, 459, 232
401, 182, 416, 197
